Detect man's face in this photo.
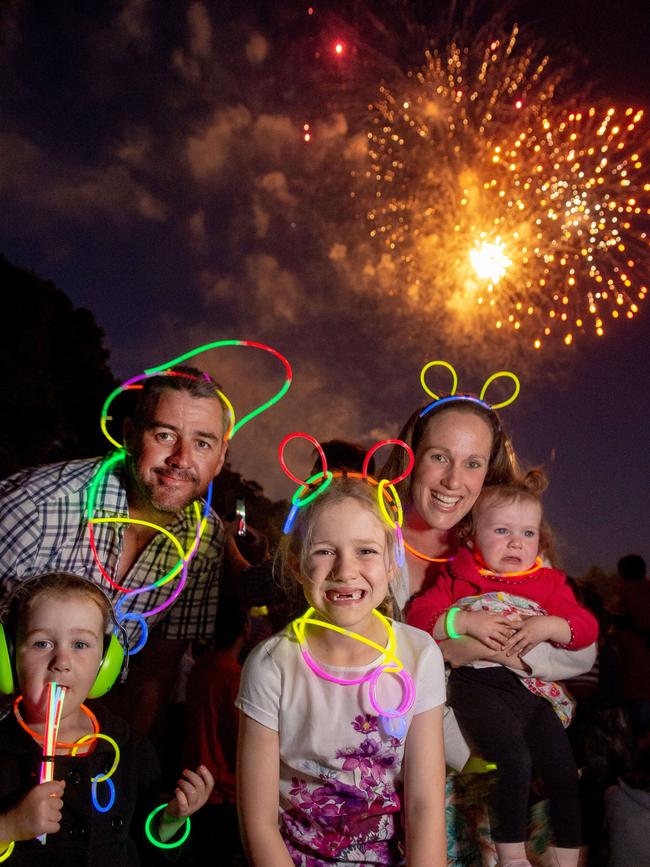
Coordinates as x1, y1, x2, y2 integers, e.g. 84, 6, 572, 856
126, 389, 227, 515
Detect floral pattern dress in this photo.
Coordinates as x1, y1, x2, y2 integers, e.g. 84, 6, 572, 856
237, 621, 446, 865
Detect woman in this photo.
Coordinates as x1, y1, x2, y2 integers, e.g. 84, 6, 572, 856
381, 389, 596, 866
383, 395, 514, 610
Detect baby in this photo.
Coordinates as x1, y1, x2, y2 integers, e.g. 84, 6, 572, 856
408, 473, 598, 867
0, 571, 213, 865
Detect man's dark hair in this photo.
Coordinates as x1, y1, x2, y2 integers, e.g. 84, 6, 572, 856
132, 365, 229, 434
617, 554, 647, 582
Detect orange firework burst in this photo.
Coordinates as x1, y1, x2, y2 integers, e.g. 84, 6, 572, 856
364, 26, 649, 349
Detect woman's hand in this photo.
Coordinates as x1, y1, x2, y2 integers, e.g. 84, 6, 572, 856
440, 636, 529, 670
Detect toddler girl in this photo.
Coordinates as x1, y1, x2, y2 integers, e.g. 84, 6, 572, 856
236, 476, 447, 866
407, 472, 598, 867
0, 572, 213, 865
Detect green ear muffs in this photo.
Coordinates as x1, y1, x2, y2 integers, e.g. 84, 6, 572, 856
87, 632, 125, 698
0, 625, 14, 695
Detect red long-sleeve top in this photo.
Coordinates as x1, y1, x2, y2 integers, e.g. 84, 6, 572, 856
407, 547, 598, 650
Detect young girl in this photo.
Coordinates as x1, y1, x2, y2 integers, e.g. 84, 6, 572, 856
407, 472, 598, 867
0, 572, 213, 865
236, 476, 447, 866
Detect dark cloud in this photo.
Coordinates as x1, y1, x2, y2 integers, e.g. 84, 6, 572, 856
1, 0, 648, 574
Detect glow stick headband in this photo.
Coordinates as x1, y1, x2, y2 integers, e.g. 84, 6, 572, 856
278, 434, 414, 567
418, 360, 520, 419
100, 339, 293, 449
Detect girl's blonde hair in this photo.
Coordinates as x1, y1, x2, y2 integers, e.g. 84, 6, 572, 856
458, 468, 557, 563
274, 476, 397, 617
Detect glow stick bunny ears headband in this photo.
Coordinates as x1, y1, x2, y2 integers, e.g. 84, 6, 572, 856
278, 433, 414, 567
418, 360, 520, 420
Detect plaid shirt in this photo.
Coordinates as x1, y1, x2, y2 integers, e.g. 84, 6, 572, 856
0, 457, 223, 644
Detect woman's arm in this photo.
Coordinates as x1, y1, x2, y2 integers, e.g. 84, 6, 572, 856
440, 635, 598, 680
236, 712, 293, 867
403, 705, 446, 867
520, 642, 597, 681
439, 636, 528, 670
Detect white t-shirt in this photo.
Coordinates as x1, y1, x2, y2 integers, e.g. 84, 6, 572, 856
237, 620, 445, 865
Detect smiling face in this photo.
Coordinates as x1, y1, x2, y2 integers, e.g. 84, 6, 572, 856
126, 389, 227, 517
472, 495, 542, 573
16, 593, 105, 723
299, 497, 394, 637
409, 408, 493, 532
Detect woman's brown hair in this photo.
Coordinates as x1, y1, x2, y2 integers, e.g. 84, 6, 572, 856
379, 398, 520, 504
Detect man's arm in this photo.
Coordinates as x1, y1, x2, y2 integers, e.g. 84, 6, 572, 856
0, 481, 42, 590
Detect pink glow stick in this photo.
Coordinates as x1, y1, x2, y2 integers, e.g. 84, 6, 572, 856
37, 682, 67, 844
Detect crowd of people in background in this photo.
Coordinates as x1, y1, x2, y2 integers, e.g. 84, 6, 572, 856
0, 363, 648, 866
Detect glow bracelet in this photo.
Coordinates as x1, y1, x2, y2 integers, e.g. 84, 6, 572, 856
145, 804, 191, 849
446, 607, 462, 639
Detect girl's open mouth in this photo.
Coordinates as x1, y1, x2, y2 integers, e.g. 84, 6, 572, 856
325, 589, 366, 602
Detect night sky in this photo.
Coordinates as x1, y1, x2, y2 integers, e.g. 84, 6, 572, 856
1, 0, 648, 577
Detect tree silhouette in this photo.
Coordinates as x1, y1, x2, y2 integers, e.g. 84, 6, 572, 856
0, 255, 116, 477
0, 255, 289, 552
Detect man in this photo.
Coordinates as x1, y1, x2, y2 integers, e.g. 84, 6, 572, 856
0, 365, 228, 730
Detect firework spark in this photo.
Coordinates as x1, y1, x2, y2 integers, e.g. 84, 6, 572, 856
363, 26, 649, 349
